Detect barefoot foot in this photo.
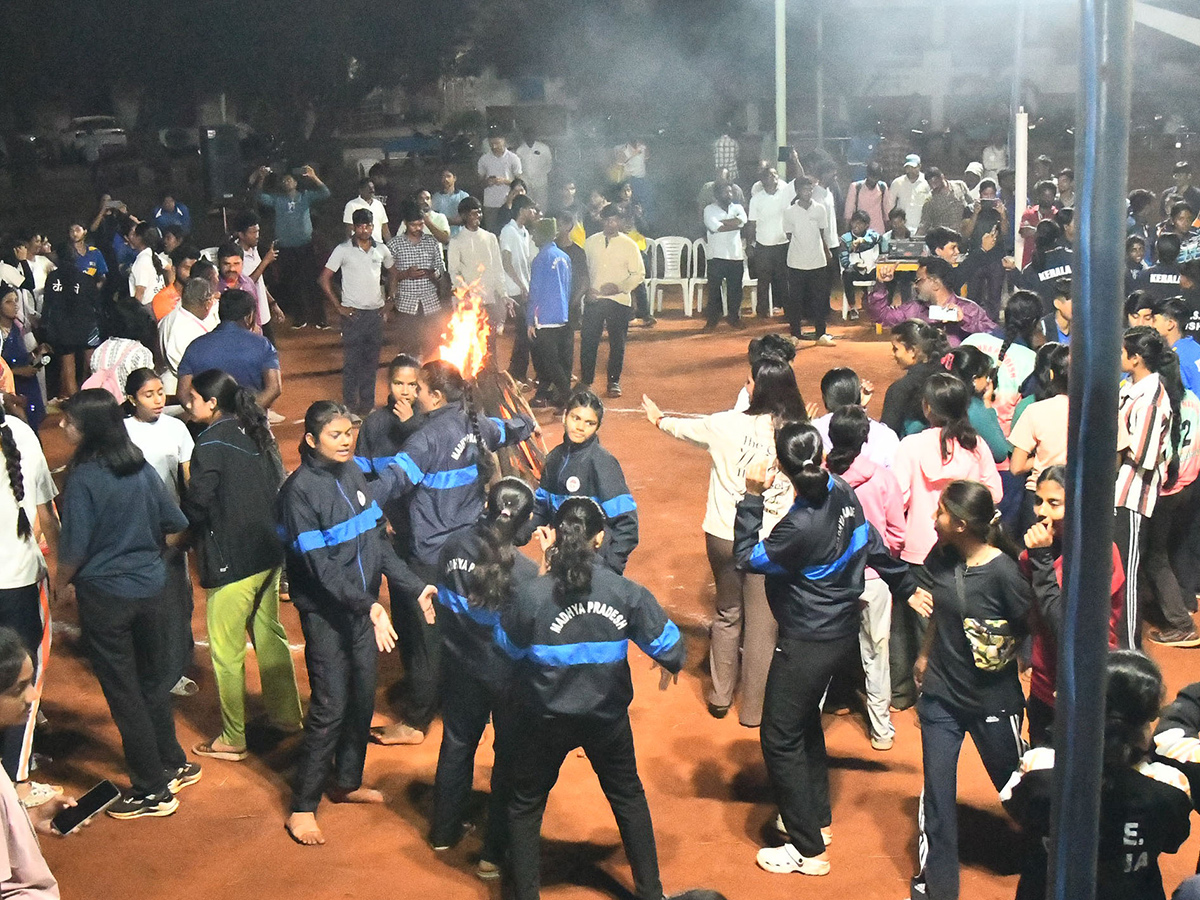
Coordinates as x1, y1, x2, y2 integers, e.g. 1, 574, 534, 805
285, 812, 325, 845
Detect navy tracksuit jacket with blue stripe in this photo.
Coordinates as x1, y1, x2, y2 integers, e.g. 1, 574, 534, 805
497, 563, 685, 720
532, 434, 638, 573
733, 473, 916, 642
277, 455, 427, 616
359, 402, 536, 567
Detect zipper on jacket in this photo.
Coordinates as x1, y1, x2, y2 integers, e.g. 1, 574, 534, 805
335, 479, 369, 591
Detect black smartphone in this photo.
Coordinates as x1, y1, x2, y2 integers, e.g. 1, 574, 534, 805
51, 780, 120, 835
777, 146, 790, 163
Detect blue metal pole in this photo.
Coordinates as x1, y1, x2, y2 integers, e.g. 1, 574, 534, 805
1049, 2, 1134, 899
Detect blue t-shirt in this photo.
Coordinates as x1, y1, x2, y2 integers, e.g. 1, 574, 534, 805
432, 190, 471, 236
257, 184, 331, 248
153, 204, 191, 234
68, 245, 108, 279
177, 321, 279, 390
527, 243, 572, 328
1174, 335, 1200, 398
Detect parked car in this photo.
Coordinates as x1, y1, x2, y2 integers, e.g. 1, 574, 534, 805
59, 116, 128, 162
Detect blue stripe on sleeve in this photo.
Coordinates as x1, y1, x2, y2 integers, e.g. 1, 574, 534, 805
600, 493, 637, 518
293, 503, 383, 553
353, 456, 373, 474
389, 452, 425, 485
423, 465, 479, 490
437, 586, 500, 626
802, 523, 870, 580
493, 624, 526, 660
488, 417, 507, 443
748, 541, 789, 576
637, 620, 681, 658
524, 639, 629, 667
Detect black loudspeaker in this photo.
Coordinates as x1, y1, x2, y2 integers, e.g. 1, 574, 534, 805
199, 125, 242, 204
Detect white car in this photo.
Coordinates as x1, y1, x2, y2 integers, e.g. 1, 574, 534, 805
60, 116, 128, 162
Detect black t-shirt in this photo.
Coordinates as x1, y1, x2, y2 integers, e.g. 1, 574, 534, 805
919, 545, 1031, 715
1004, 746, 1192, 900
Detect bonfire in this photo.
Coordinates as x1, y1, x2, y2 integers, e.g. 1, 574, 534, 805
433, 276, 547, 483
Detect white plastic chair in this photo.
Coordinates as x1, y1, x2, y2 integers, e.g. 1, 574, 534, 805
690, 239, 709, 317
647, 237, 692, 315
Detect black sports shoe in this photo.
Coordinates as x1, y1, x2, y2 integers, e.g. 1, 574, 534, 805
167, 762, 202, 794
107, 789, 179, 820
606, 382, 622, 398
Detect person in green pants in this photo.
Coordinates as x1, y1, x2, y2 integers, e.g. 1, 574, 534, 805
183, 370, 302, 759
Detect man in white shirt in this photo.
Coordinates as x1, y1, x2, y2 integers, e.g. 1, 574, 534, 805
342, 179, 390, 243
448, 196, 506, 330
499, 195, 540, 384
478, 136, 523, 235
514, 130, 553, 210
702, 182, 748, 332
783, 176, 836, 345
415, 190, 450, 246
159, 277, 218, 399
889, 154, 933, 234
319, 209, 396, 414
748, 166, 794, 318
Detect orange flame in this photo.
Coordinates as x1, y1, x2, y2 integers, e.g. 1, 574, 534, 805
434, 275, 491, 379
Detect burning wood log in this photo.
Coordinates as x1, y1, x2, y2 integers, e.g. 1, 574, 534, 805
433, 277, 547, 484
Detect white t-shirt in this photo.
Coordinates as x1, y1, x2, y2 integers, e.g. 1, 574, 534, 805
124, 416, 194, 504
703, 203, 747, 261
748, 182, 796, 246
241, 243, 271, 327
324, 240, 394, 310
342, 197, 389, 244
477, 150, 523, 209
783, 200, 833, 270
499, 221, 534, 297
129, 248, 167, 304
0, 416, 56, 589
515, 141, 553, 187
158, 305, 217, 394
423, 211, 450, 241
617, 143, 647, 178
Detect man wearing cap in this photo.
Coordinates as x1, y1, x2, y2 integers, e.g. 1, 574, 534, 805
318, 207, 396, 414
1162, 161, 1200, 219
961, 162, 984, 202
526, 218, 573, 408
889, 154, 932, 234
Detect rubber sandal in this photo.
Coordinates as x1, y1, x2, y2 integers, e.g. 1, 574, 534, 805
193, 739, 248, 761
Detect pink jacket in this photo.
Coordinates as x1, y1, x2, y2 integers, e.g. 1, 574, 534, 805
892, 428, 1003, 564
841, 455, 906, 579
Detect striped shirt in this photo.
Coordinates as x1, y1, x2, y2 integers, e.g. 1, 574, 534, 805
386, 232, 445, 316
1115, 372, 1173, 516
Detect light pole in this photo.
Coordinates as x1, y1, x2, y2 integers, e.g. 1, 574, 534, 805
776, 0, 787, 162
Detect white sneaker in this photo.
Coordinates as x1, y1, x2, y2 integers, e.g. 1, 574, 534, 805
871, 732, 895, 751
267, 410, 286, 425
815, 334, 836, 346
755, 843, 830, 876
773, 814, 831, 846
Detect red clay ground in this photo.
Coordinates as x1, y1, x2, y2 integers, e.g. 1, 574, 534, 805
34, 303, 1200, 900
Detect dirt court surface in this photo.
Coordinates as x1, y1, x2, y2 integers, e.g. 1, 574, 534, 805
35, 307, 1200, 900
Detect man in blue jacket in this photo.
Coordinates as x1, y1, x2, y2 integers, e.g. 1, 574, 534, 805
526, 218, 573, 409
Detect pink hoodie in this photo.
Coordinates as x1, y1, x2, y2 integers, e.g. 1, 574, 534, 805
841, 455, 906, 580
892, 428, 1003, 564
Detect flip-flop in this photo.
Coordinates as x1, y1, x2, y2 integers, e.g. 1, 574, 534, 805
192, 739, 248, 761
368, 724, 424, 746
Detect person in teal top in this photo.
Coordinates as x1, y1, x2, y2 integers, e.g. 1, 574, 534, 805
949, 346, 1011, 463
249, 164, 332, 328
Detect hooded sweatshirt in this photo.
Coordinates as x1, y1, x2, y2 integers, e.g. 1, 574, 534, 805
840, 454, 906, 580
892, 428, 1003, 564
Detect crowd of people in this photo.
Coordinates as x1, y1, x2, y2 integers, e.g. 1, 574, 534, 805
2, 126, 1200, 900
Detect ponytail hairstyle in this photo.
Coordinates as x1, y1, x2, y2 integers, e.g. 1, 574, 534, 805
825, 405, 869, 476
775, 421, 830, 506
747, 333, 796, 370
999, 291, 1044, 363
939, 479, 1021, 559
65, 389, 145, 477
419, 359, 498, 485
745, 357, 808, 424
819, 367, 861, 412
564, 388, 605, 428
191, 369, 275, 455
1123, 326, 1183, 489
1031, 341, 1070, 400
299, 400, 353, 462
549, 496, 605, 607
923, 372, 979, 461
0, 407, 30, 540
384, 353, 421, 410
469, 477, 535, 612
121, 367, 161, 416
891, 318, 951, 364
949, 346, 996, 399
1102, 650, 1164, 789
133, 222, 165, 279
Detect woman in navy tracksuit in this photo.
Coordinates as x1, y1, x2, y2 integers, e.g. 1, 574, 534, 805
531, 388, 638, 573
498, 496, 686, 900
734, 421, 916, 877
430, 477, 540, 878
362, 359, 536, 741
277, 400, 435, 847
